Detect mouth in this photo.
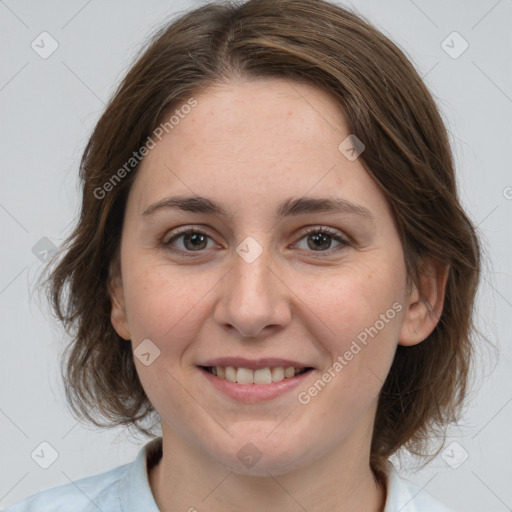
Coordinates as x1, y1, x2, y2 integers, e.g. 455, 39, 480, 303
198, 362, 315, 402
200, 365, 313, 385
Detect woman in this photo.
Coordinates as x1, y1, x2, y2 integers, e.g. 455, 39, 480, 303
6, 0, 480, 510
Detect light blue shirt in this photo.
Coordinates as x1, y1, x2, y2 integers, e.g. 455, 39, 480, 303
3, 437, 453, 511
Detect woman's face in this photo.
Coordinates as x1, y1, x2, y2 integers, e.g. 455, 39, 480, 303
111, 77, 413, 475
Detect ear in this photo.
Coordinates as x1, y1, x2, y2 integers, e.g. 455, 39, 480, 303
398, 259, 449, 347
108, 259, 131, 341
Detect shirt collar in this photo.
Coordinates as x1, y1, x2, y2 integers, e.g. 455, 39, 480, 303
118, 437, 162, 511
119, 438, 427, 512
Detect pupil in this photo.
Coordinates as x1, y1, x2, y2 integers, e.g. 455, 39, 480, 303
308, 232, 330, 250
185, 233, 207, 250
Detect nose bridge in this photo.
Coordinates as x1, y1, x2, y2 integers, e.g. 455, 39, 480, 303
235, 242, 273, 297
215, 237, 290, 337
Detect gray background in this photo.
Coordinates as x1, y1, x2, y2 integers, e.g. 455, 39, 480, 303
1, 0, 511, 510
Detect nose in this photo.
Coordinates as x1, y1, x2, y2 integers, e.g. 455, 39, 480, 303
213, 244, 292, 338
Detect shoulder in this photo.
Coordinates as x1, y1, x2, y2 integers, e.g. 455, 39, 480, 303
2, 463, 129, 512
383, 460, 454, 512
2, 438, 162, 512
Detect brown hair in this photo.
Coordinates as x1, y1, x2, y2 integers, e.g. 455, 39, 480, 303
40, 0, 481, 478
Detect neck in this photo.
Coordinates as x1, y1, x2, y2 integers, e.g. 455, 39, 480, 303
148, 425, 386, 512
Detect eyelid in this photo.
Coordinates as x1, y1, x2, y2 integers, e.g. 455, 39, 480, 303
162, 227, 220, 257
162, 226, 217, 245
295, 225, 351, 243
292, 225, 351, 253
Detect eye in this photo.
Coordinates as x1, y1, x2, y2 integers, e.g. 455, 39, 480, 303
163, 228, 217, 255
163, 225, 350, 257
293, 226, 350, 253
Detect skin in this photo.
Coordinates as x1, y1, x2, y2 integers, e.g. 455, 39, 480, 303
109, 77, 448, 512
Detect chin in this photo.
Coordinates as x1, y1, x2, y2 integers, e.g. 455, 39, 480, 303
208, 434, 318, 477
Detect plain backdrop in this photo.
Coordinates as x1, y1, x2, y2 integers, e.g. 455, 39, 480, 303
1, 1, 511, 510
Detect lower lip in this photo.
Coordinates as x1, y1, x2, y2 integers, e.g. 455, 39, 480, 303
199, 367, 313, 403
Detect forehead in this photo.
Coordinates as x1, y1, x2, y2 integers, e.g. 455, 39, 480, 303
188, 76, 347, 131
127, 77, 389, 223
146, 76, 349, 167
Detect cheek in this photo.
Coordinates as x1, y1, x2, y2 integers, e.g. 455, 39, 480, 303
122, 262, 210, 427
320, 262, 403, 338
313, 260, 405, 388
122, 260, 217, 354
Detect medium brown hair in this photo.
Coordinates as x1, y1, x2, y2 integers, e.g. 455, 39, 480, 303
40, 0, 481, 478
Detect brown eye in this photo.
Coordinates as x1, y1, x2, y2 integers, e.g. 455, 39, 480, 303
295, 226, 349, 253
180, 232, 209, 251
306, 231, 333, 251
164, 229, 214, 253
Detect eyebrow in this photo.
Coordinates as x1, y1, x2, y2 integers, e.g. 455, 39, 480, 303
141, 195, 375, 222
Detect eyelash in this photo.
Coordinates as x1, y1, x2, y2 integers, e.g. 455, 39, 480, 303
162, 226, 351, 258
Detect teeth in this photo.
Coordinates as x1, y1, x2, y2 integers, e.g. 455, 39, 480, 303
236, 367, 254, 384
284, 367, 295, 378
225, 366, 236, 382
207, 365, 308, 384
271, 367, 285, 382
254, 368, 272, 384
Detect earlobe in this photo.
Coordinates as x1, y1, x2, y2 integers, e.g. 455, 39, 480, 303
398, 260, 449, 347
109, 271, 131, 341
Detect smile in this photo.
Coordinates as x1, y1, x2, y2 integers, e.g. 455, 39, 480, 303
198, 364, 314, 402
201, 365, 311, 384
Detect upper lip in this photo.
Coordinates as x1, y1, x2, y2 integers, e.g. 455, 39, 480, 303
198, 357, 313, 370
